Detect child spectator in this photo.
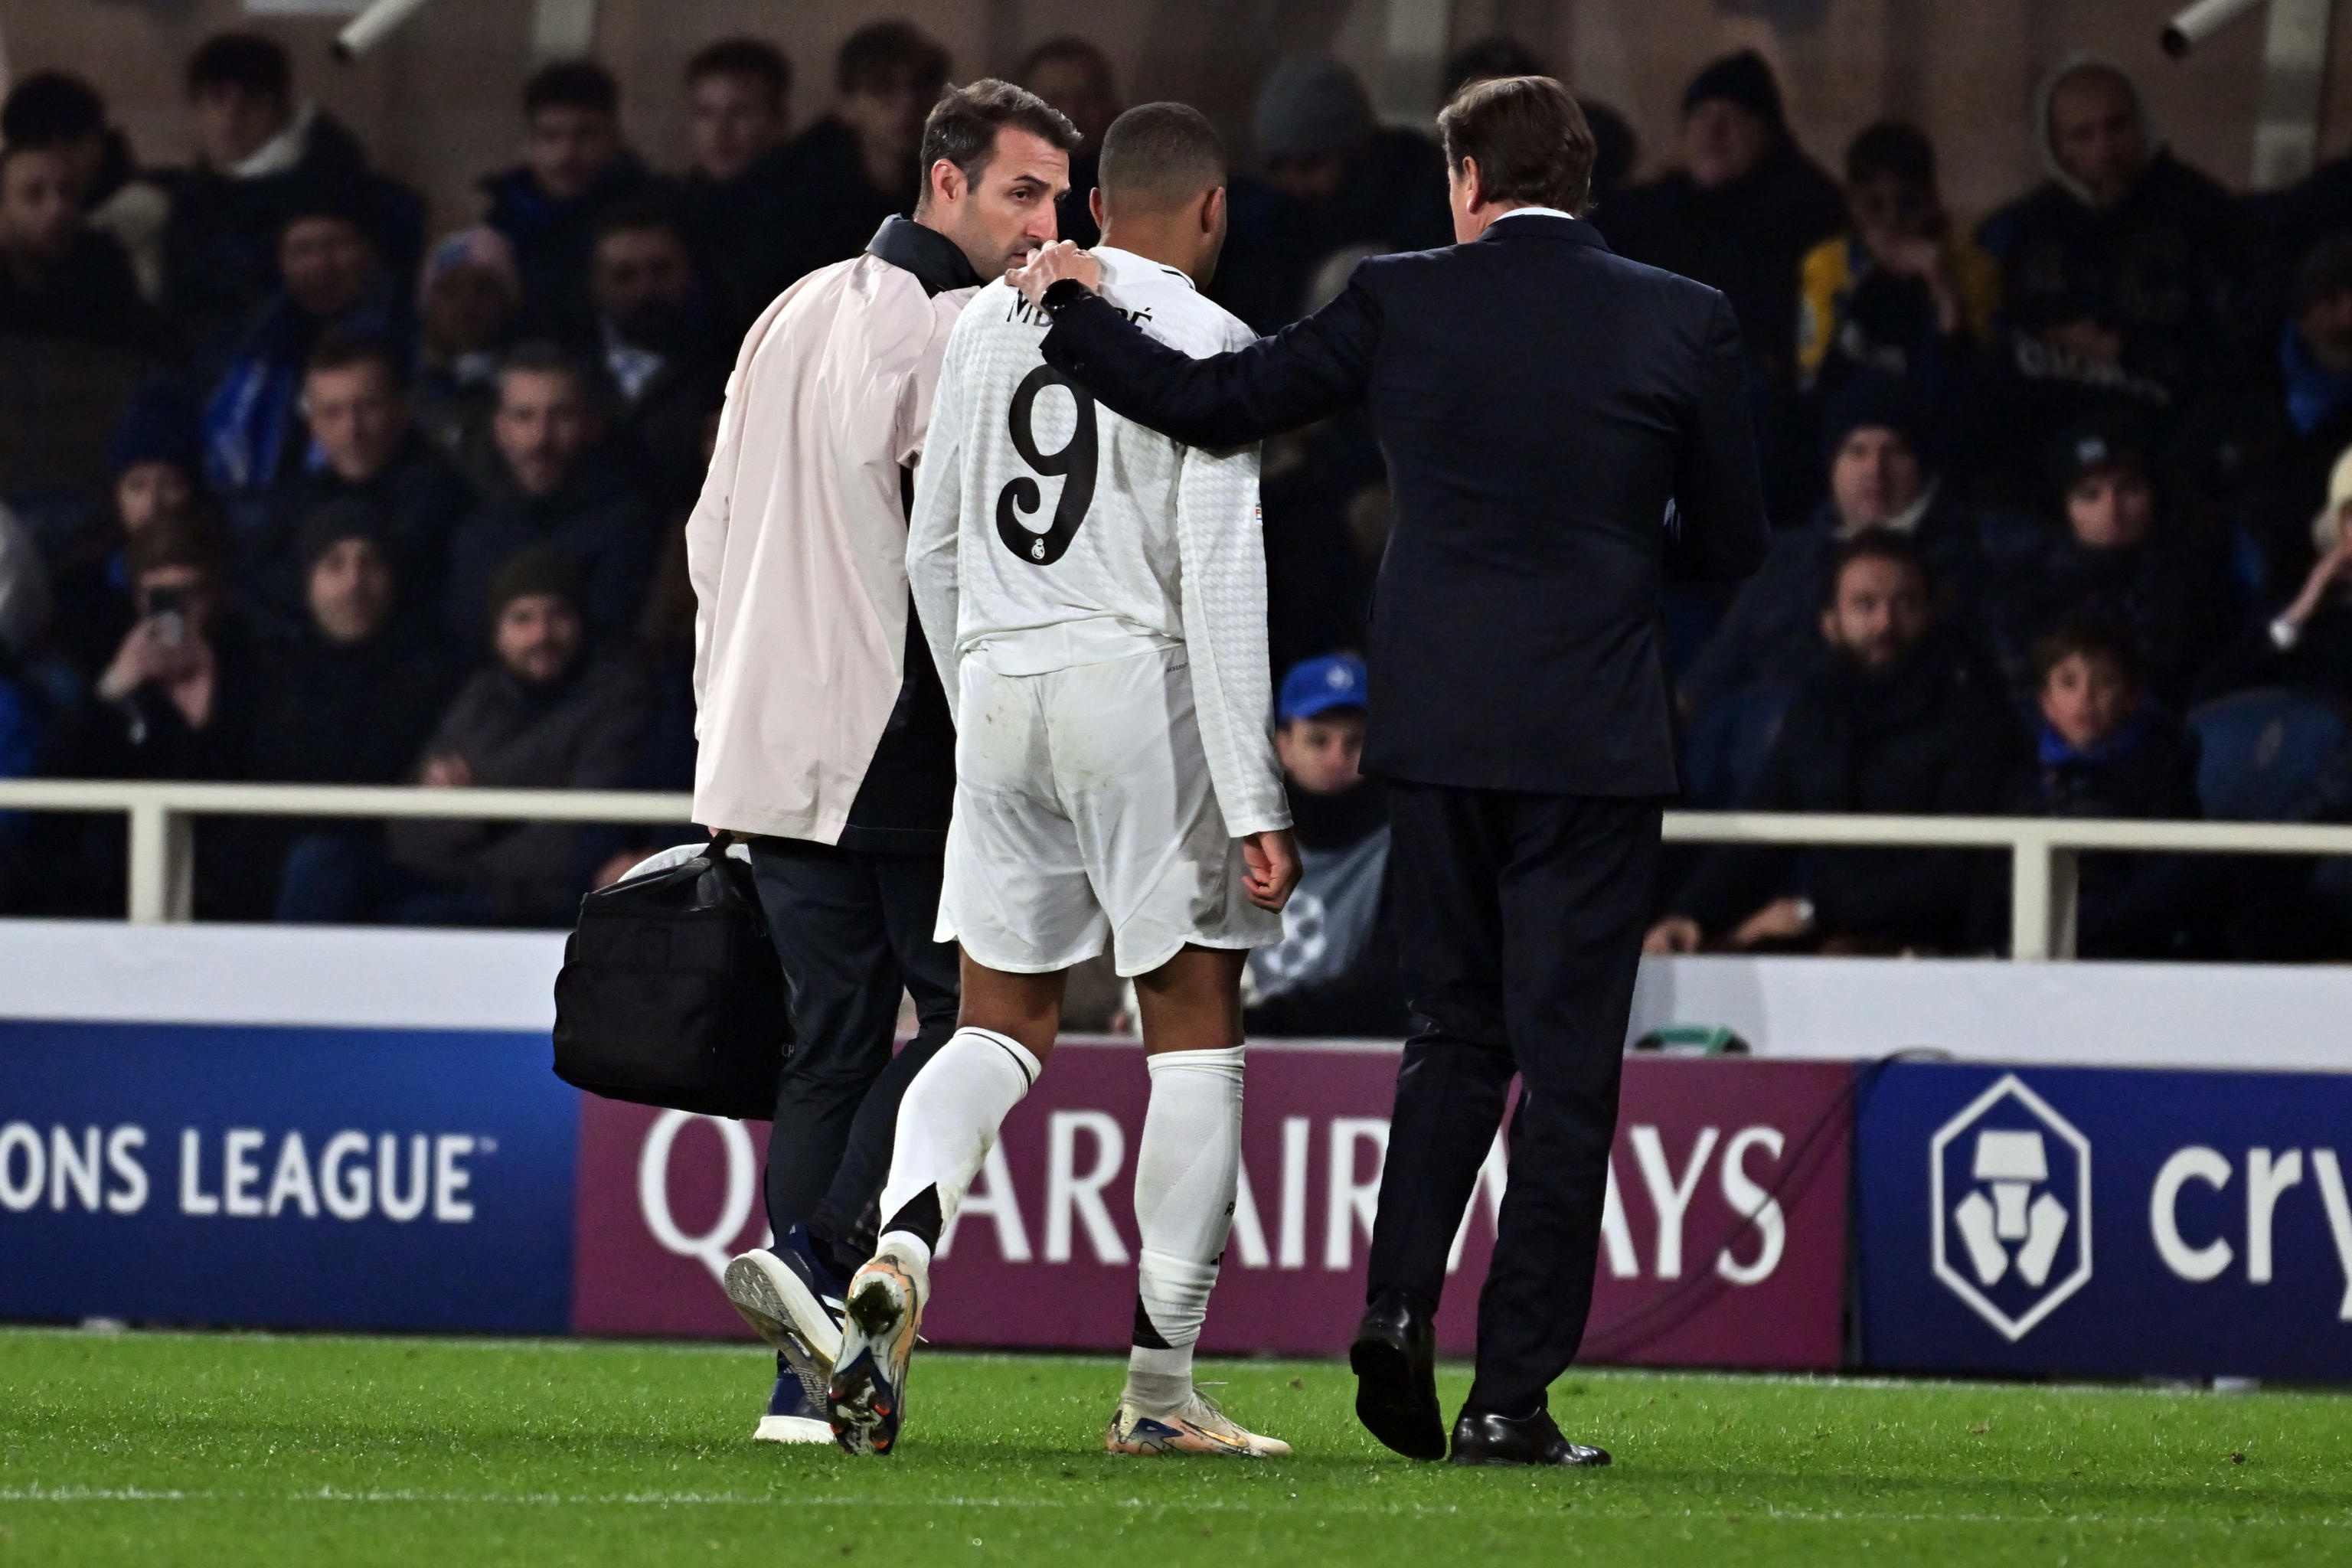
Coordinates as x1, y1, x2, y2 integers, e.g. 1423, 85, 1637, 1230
480, 60, 652, 340
1650, 532, 2018, 956
2003, 617, 2203, 958
1243, 655, 1408, 1037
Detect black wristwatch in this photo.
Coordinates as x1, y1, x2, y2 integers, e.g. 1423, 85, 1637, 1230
1039, 277, 1095, 317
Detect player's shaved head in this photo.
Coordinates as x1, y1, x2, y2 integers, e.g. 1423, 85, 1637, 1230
1098, 102, 1226, 215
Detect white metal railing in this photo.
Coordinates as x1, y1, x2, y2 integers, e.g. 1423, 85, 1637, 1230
7, 781, 2352, 959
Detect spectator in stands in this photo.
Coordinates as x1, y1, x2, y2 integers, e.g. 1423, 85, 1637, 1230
442, 345, 656, 655
84, 505, 256, 795
1439, 37, 1638, 212
1596, 51, 1844, 395
371, 547, 647, 926
582, 201, 727, 504
678, 38, 797, 327
1680, 372, 1986, 722
748, 21, 949, 297
160, 32, 421, 356
411, 227, 521, 491
199, 193, 407, 515
2002, 617, 2203, 958
2234, 237, 2352, 600
2, 70, 170, 302
0, 144, 167, 352
241, 332, 472, 632
583, 507, 704, 891
49, 387, 201, 675
1244, 654, 1407, 1037
1212, 55, 1450, 331
481, 61, 652, 340
250, 499, 457, 914
1981, 416, 2234, 708
1020, 38, 1119, 249
1974, 57, 2241, 462
2200, 446, 2352, 707
1648, 531, 2017, 956
1797, 122, 1998, 424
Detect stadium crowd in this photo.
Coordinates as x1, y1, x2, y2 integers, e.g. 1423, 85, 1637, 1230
1, 26, 2350, 967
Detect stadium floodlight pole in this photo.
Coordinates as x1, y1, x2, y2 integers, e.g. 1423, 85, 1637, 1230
332, 0, 437, 62
2161, 0, 2267, 54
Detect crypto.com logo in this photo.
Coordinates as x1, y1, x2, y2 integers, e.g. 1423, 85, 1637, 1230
1929, 1074, 2092, 1341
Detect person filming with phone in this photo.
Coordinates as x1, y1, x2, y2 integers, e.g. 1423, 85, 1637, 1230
91, 506, 253, 782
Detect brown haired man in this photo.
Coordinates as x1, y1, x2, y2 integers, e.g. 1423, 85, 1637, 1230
693, 79, 1079, 1447
1016, 74, 1768, 1466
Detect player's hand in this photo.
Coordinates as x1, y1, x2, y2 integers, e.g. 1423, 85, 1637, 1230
1241, 829, 1301, 912
1643, 916, 1703, 956
1010, 240, 1102, 308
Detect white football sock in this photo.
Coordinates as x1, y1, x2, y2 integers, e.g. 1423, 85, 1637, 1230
1125, 1045, 1245, 1413
874, 1026, 1040, 1272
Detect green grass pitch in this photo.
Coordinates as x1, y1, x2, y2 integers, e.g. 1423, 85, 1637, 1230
1, 1329, 2345, 1566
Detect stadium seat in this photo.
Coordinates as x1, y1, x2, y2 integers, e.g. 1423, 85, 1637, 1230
2187, 688, 2350, 821
1680, 684, 1798, 810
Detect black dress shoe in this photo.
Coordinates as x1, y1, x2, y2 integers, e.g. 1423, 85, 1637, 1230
1348, 1289, 1446, 1460
1449, 1406, 1611, 1468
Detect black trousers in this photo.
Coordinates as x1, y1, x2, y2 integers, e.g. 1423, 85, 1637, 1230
747, 838, 960, 1266
1365, 784, 1662, 1418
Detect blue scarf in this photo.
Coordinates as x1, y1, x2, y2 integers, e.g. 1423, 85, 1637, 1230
2037, 706, 2153, 769
2281, 320, 2352, 437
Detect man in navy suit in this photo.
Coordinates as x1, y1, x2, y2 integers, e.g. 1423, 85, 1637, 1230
1012, 75, 1768, 1467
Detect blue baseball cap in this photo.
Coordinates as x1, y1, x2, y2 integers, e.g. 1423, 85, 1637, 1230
1279, 653, 1368, 723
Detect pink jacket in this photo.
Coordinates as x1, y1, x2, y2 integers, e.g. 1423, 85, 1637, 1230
688, 244, 975, 842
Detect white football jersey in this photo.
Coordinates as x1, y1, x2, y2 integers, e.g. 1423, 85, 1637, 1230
908, 247, 1286, 838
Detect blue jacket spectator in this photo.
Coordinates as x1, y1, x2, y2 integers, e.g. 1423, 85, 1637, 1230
479, 61, 655, 341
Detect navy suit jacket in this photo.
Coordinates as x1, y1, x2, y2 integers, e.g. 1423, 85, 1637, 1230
1041, 214, 1768, 797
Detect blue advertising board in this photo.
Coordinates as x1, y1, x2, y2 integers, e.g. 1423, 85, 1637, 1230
0, 1021, 574, 1333
1856, 1062, 2352, 1380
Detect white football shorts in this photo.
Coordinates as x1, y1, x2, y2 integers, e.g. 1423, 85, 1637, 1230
938, 643, 1281, 978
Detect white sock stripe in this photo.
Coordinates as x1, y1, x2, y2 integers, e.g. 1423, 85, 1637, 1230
1143, 1044, 1246, 1079
959, 1026, 1043, 1088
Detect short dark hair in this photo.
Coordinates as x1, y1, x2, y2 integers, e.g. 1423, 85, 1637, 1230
916, 79, 1080, 205
525, 60, 619, 119
1846, 119, 1937, 190
186, 33, 292, 104
1018, 36, 1113, 85
1099, 103, 1225, 213
499, 340, 590, 390
305, 330, 406, 390
3, 71, 106, 147
687, 37, 791, 110
1436, 75, 1596, 217
2034, 616, 2140, 688
837, 21, 950, 96
1821, 528, 1926, 609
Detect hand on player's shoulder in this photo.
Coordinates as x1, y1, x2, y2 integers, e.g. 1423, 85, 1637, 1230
1010, 241, 1102, 306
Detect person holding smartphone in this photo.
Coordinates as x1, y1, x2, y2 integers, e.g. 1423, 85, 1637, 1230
92, 505, 252, 782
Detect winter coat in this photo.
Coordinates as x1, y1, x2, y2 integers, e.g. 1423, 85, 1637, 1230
441, 446, 659, 658
247, 433, 474, 635
2000, 710, 2204, 958
159, 109, 423, 357
479, 154, 658, 341
1978, 518, 2238, 709
386, 652, 649, 923
1669, 632, 2021, 949
0, 227, 172, 354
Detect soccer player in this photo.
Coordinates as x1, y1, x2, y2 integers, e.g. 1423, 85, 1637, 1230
828, 102, 1300, 1459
